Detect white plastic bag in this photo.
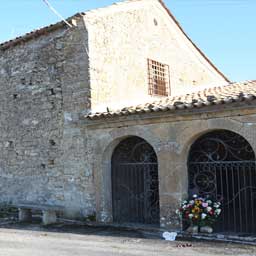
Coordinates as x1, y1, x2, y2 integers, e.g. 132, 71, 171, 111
162, 231, 177, 241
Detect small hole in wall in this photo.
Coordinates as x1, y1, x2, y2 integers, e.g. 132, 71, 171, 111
41, 164, 46, 169
50, 88, 56, 95
6, 140, 14, 149
49, 139, 56, 146
48, 159, 55, 166
154, 18, 158, 26
51, 101, 55, 110
21, 78, 26, 85
13, 94, 18, 99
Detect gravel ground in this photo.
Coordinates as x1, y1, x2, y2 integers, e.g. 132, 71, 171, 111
0, 223, 255, 256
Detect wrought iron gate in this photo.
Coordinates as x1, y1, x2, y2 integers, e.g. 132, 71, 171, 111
188, 130, 256, 234
112, 137, 160, 224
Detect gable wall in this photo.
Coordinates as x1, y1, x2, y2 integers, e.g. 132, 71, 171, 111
85, 0, 228, 113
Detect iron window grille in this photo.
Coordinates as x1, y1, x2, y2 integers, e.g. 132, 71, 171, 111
148, 59, 170, 96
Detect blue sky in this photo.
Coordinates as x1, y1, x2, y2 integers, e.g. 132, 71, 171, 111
0, 0, 255, 82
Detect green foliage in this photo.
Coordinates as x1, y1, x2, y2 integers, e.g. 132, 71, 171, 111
84, 213, 96, 222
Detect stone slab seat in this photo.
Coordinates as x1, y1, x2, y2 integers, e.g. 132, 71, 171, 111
16, 203, 64, 225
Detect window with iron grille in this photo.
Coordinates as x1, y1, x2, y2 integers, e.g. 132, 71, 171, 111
148, 59, 170, 96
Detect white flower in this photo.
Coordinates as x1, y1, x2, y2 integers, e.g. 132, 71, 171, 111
214, 202, 221, 208
201, 213, 207, 219
206, 200, 212, 205
215, 209, 221, 215
175, 209, 180, 215
207, 206, 212, 212
189, 200, 194, 204
182, 200, 188, 204
193, 194, 198, 198
188, 214, 194, 219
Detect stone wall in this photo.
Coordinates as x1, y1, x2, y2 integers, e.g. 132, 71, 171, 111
0, 0, 236, 222
84, 0, 228, 113
83, 103, 256, 229
0, 18, 95, 218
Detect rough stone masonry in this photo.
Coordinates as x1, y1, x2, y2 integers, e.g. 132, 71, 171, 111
0, 16, 96, 218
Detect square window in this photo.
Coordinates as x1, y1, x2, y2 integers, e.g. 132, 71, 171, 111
148, 59, 170, 96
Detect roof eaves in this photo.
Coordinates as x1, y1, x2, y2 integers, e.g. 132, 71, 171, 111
0, 13, 83, 51
85, 81, 256, 120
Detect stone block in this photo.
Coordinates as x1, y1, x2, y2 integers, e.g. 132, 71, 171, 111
42, 210, 57, 225
18, 208, 32, 222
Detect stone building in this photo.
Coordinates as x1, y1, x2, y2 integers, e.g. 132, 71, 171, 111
0, 0, 256, 234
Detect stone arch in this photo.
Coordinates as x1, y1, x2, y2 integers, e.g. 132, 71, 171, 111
96, 134, 160, 224
178, 121, 256, 197
111, 136, 160, 224
187, 129, 256, 233
180, 120, 256, 165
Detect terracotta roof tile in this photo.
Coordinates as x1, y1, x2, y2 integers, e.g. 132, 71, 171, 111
85, 80, 256, 120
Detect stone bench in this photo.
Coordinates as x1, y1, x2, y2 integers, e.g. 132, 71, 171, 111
17, 203, 64, 225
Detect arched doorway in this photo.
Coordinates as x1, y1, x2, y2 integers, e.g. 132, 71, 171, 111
188, 130, 256, 234
111, 136, 160, 225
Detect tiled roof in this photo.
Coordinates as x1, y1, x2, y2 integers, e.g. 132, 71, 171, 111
86, 80, 256, 120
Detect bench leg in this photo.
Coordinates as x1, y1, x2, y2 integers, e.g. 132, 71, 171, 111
19, 208, 32, 222
42, 210, 57, 225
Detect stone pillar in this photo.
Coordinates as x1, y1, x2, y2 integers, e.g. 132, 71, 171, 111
156, 143, 187, 231
18, 208, 32, 222
42, 210, 57, 225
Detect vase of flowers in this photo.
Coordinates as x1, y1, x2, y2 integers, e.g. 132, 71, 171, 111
176, 194, 222, 234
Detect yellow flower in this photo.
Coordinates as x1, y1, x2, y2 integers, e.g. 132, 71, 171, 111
195, 199, 201, 206
193, 207, 201, 213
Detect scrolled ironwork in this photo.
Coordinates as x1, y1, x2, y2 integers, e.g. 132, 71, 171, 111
189, 130, 255, 163
188, 130, 256, 234
112, 137, 157, 163
112, 136, 159, 224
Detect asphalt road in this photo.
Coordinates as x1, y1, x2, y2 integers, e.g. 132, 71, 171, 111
0, 225, 255, 256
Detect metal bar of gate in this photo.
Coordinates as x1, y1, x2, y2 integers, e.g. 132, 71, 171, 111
231, 164, 237, 233
250, 164, 255, 233
219, 164, 225, 231
237, 164, 243, 233
224, 164, 230, 231
243, 164, 248, 233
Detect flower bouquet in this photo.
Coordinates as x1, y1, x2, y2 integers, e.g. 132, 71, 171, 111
176, 194, 222, 233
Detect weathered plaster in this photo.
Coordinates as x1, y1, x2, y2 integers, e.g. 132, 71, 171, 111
84, 0, 227, 113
